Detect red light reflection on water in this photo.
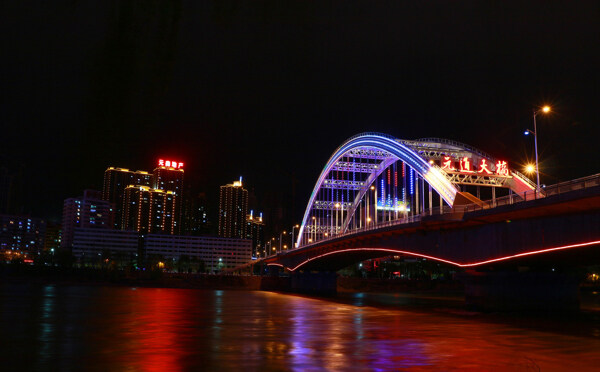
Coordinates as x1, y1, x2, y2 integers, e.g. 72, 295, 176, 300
127, 289, 184, 372
91, 288, 194, 372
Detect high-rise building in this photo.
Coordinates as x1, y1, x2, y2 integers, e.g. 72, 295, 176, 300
246, 210, 264, 258
152, 162, 184, 233
218, 178, 248, 239
123, 185, 176, 234
182, 192, 214, 236
103, 167, 152, 229
103, 160, 184, 233
61, 190, 114, 249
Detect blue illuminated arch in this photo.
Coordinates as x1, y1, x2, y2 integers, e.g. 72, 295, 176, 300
296, 133, 459, 248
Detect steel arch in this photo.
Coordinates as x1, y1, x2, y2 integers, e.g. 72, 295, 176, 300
296, 133, 460, 248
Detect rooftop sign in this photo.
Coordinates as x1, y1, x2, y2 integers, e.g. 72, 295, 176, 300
158, 159, 184, 169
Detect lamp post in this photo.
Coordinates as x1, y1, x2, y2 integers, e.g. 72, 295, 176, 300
312, 216, 316, 243
291, 224, 299, 249
525, 105, 551, 192
279, 230, 287, 253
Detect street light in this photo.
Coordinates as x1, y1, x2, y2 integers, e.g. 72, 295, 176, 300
291, 224, 300, 249
525, 105, 551, 192
525, 164, 535, 174
279, 230, 287, 253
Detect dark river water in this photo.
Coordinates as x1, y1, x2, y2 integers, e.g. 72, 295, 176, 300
2, 282, 600, 371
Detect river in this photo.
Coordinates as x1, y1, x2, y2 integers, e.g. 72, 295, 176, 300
1, 282, 599, 371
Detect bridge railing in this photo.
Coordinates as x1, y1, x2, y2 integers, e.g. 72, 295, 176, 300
457, 173, 600, 213
288, 173, 600, 252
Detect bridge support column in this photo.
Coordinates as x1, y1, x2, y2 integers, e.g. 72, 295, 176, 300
291, 272, 337, 295
459, 271, 582, 312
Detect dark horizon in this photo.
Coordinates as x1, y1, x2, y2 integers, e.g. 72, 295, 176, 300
2, 1, 599, 224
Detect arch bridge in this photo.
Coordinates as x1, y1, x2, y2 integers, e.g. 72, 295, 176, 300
294, 132, 535, 249
258, 133, 600, 274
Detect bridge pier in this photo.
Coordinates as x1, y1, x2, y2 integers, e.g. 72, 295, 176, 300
459, 270, 582, 312
291, 272, 337, 295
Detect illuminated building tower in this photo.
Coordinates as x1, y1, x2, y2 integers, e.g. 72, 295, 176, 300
218, 177, 248, 239
123, 185, 176, 234
61, 190, 114, 249
103, 167, 153, 229
245, 210, 264, 258
123, 186, 150, 233
152, 160, 184, 233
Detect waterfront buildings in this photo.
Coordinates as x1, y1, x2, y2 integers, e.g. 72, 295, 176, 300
102, 167, 153, 229
61, 190, 114, 249
102, 160, 184, 233
0, 214, 46, 253
72, 228, 139, 263
72, 228, 251, 272
182, 192, 214, 236
145, 234, 252, 272
246, 210, 265, 258
218, 178, 248, 239
122, 185, 177, 234
43, 222, 62, 253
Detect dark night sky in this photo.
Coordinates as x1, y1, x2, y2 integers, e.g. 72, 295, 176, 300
2, 1, 599, 224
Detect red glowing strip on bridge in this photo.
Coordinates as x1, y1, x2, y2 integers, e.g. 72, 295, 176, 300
279, 240, 600, 272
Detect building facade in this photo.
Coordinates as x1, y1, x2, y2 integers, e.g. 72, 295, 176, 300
218, 178, 248, 239
71, 228, 252, 272
152, 164, 184, 233
0, 214, 46, 253
145, 234, 252, 272
123, 185, 176, 234
72, 228, 140, 265
61, 190, 114, 249
246, 211, 265, 258
103, 167, 153, 229
103, 161, 184, 233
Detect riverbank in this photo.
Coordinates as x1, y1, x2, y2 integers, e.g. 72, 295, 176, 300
1, 264, 464, 293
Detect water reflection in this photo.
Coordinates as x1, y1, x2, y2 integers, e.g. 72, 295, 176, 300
1, 283, 600, 371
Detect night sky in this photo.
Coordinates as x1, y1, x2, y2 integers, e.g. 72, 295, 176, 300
2, 1, 599, 225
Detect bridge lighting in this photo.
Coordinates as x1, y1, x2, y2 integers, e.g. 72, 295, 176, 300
531, 105, 552, 192
429, 160, 434, 165
525, 164, 535, 174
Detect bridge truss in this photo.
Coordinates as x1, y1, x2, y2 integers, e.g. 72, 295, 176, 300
296, 133, 536, 249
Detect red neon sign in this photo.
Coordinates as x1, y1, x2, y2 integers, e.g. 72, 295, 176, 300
459, 157, 474, 173
158, 159, 184, 169
441, 156, 510, 177
495, 161, 509, 176
441, 156, 456, 171
478, 159, 492, 174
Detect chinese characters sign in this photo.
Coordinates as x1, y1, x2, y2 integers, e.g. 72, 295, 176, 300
158, 159, 184, 169
441, 156, 509, 176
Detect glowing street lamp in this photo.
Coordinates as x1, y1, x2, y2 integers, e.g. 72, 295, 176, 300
525, 164, 535, 174
291, 224, 300, 249
524, 105, 551, 192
